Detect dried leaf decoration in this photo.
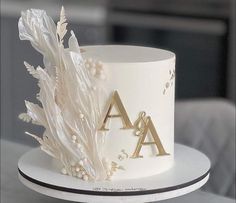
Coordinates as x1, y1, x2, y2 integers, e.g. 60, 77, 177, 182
18, 7, 114, 181
18, 113, 31, 122
24, 62, 40, 79
56, 6, 67, 44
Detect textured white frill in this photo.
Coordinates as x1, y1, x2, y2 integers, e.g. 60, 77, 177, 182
18, 7, 110, 181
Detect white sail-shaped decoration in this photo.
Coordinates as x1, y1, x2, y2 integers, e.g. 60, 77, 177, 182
18, 8, 111, 181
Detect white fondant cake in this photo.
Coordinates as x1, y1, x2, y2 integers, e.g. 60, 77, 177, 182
82, 45, 175, 180
18, 8, 175, 181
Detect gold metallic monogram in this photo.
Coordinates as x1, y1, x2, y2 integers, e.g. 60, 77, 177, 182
131, 112, 169, 158
99, 91, 169, 159
98, 91, 133, 131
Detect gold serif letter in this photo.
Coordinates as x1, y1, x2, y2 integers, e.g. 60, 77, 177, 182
131, 116, 169, 158
98, 91, 133, 131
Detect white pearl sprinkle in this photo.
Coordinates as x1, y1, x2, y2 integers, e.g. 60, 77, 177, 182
75, 167, 80, 172
135, 130, 141, 135
79, 160, 83, 166
85, 63, 90, 69
97, 61, 103, 67
61, 168, 67, 175
82, 171, 86, 175
90, 67, 96, 76
83, 175, 89, 181
76, 143, 82, 149
79, 114, 84, 119
72, 135, 77, 141
104, 158, 109, 164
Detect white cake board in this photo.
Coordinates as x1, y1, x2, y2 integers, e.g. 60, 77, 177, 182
18, 144, 210, 203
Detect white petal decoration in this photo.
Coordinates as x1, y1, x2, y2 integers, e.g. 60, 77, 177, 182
18, 7, 110, 181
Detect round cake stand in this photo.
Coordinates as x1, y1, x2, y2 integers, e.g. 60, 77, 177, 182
18, 144, 210, 203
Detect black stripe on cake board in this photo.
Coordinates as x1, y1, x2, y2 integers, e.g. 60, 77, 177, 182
18, 168, 210, 196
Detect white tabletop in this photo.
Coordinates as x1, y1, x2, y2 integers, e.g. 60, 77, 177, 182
1, 139, 235, 203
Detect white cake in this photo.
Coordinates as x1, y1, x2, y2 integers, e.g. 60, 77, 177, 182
18, 8, 175, 181
82, 45, 175, 180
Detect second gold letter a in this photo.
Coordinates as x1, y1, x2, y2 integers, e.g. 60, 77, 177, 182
98, 91, 133, 131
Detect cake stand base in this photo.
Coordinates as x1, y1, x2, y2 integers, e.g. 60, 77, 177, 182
18, 144, 210, 203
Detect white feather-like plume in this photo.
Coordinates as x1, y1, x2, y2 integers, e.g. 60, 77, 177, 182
18, 7, 109, 180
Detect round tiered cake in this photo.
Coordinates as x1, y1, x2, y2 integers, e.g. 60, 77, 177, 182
18, 8, 175, 181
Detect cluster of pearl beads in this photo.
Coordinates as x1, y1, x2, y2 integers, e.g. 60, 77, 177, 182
66, 133, 89, 180
84, 58, 106, 80
61, 160, 89, 181
70, 134, 83, 151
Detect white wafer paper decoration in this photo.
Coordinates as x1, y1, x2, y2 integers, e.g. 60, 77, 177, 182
18, 7, 109, 180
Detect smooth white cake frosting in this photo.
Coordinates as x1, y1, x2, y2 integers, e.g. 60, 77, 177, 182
82, 45, 176, 180
18, 8, 176, 181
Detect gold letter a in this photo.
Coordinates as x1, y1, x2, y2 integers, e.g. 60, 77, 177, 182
98, 91, 133, 131
131, 116, 169, 158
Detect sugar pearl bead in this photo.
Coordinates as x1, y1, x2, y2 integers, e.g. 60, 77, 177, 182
90, 67, 96, 76
83, 175, 89, 181
79, 160, 83, 166
118, 155, 123, 160
79, 114, 84, 119
40, 146, 46, 151
82, 171, 86, 175
97, 61, 103, 67
76, 143, 82, 149
103, 158, 109, 164
72, 135, 77, 141
75, 167, 80, 172
85, 63, 90, 68
61, 168, 67, 175
135, 130, 141, 136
